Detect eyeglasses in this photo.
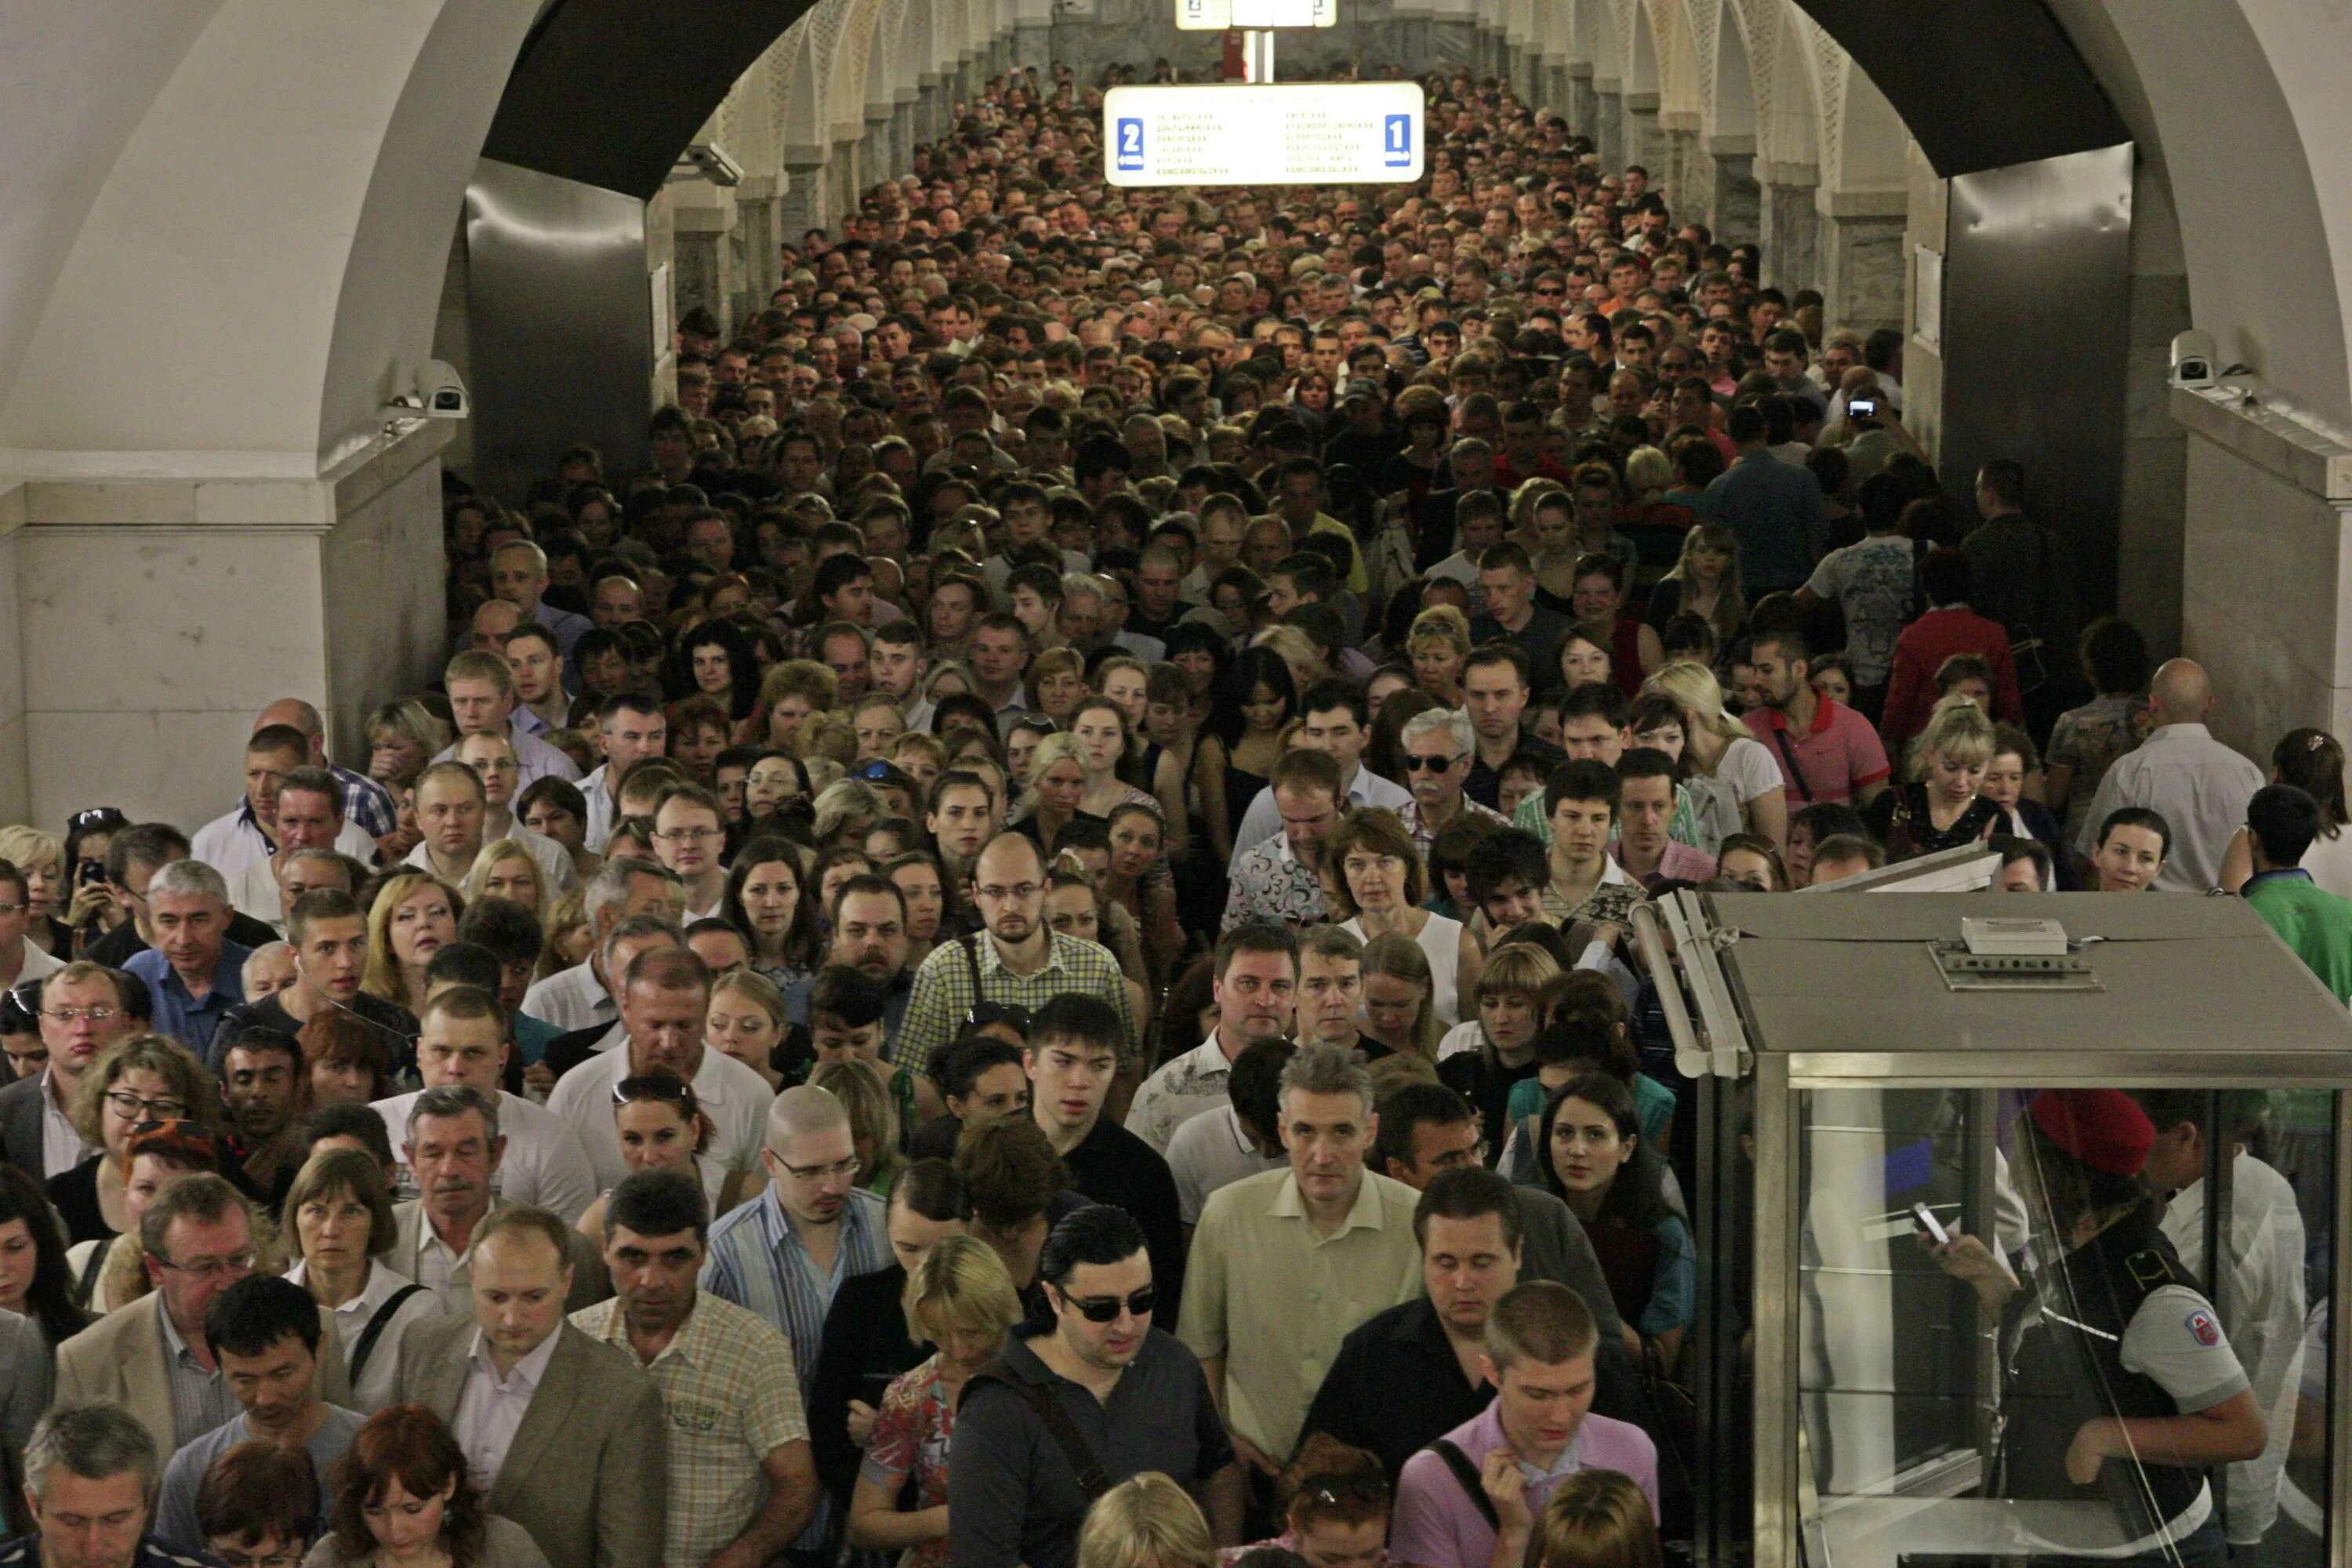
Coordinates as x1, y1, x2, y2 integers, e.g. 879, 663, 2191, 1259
615, 1074, 696, 1109
778, 1152, 861, 1182
974, 881, 1041, 903
652, 826, 724, 844
966, 1000, 1034, 1031
1404, 753, 1462, 772
152, 1247, 257, 1279
0, 904, 23, 917
106, 1091, 188, 1120
1062, 1285, 1157, 1323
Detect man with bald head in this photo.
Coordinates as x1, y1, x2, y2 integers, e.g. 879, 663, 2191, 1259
700, 1084, 891, 1555
894, 831, 1138, 1072
2075, 659, 2264, 892
253, 697, 399, 844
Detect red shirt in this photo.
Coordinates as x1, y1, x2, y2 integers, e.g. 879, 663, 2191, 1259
1744, 695, 1891, 804
1878, 607, 2025, 749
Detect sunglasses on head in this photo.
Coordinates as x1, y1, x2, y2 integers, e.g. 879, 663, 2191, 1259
966, 1000, 1033, 1032
615, 1073, 696, 1109
70, 808, 127, 833
1061, 1285, 1157, 1323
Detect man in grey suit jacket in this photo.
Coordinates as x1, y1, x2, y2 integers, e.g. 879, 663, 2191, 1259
0, 960, 138, 1179
389, 1196, 608, 1312
53, 1174, 350, 1458
391, 1206, 664, 1568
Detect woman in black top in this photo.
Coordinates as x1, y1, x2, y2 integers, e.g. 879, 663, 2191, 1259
1863, 698, 2007, 861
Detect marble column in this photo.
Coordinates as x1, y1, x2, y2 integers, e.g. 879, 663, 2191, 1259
1703, 136, 1760, 242
4, 423, 452, 825
1621, 93, 1661, 179
777, 161, 829, 250
891, 96, 916, 169
735, 177, 780, 312
1014, 20, 1051, 70
1661, 123, 1698, 211
866, 106, 897, 180
1757, 169, 1820, 292
1570, 64, 1597, 140
1595, 85, 1624, 171
1543, 56, 1570, 118
1817, 207, 1908, 334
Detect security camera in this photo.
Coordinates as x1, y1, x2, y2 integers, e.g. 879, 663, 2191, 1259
674, 142, 745, 187
382, 360, 468, 423
2171, 330, 2217, 391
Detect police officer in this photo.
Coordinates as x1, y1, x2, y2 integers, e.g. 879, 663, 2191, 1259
1927, 1089, 2266, 1566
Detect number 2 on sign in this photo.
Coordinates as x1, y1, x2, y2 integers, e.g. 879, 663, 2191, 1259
1116, 117, 1145, 171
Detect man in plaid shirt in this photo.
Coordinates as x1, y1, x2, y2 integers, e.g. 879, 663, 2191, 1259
896, 833, 1137, 1072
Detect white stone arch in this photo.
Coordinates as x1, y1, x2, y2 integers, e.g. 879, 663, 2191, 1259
826, 0, 885, 145
875, 0, 919, 103
775, 13, 829, 159
1624, 0, 1656, 95
1569, 0, 1621, 86
1708, 0, 1757, 140
1646, 0, 1701, 120
1757, 0, 1819, 173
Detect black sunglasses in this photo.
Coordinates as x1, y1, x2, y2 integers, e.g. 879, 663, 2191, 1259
967, 1000, 1034, 1032
70, 808, 127, 833
615, 1073, 696, 1110
1062, 1285, 1157, 1323
1404, 753, 1462, 771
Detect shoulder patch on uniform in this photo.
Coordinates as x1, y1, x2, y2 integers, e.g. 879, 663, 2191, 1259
2185, 1308, 2220, 1348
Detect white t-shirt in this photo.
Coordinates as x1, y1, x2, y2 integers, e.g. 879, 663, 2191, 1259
1802, 534, 1915, 687
544, 1042, 775, 1191
1715, 734, 1787, 804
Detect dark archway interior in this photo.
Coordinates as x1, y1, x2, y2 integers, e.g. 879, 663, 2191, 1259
1793, 0, 2126, 175
484, 0, 816, 198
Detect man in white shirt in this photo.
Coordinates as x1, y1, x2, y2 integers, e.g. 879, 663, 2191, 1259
520, 859, 686, 1033
2074, 659, 2265, 892
0, 960, 134, 1178
193, 726, 378, 881
1164, 1036, 1292, 1228
434, 651, 579, 791
648, 784, 729, 922
0, 864, 62, 993
1227, 682, 1410, 873
373, 987, 595, 1223
223, 767, 373, 929
546, 946, 775, 1189
579, 692, 670, 853
1424, 492, 1508, 614
1126, 924, 1298, 1152
450, 732, 578, 895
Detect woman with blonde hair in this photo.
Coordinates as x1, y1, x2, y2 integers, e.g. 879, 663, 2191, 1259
1249, 625, 1327, 695
1523, 1468, 1664, 1568
535, 887, 591, 980
814, 1058, 906, 1196
1645, 522, 1745, 644
1863, 695, 2006, 859
1076, 1474, 1217, 1568
1326, 809, 1480, 1026
1642, 661, 1788, 851
0, 824, 69, 959
461, 838, 546, 919
361, 873, 462, 1016
812, 779, 886, 849
793, 710, 859, 769
365, 699, 452, 792
706, 967, 800, 1094
1016, 733, 1095, 854
1406, 605, 1473, 706
848, 1233, 1024, 1568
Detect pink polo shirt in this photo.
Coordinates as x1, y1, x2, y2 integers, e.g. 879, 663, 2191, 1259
1391, 1399, 1659, 1568
1744, 695, 1890, 805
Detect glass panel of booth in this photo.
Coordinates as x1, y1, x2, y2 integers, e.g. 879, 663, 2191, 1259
1766, 1083, 2335, 1568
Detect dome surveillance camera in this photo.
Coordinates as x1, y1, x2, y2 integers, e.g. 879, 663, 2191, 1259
2171, 330, 2217, 391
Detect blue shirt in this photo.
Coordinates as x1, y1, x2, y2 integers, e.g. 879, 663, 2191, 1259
1704, 449, 1827, 591
125, 941, 253, 1053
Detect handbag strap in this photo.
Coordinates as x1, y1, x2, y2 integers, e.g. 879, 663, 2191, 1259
1429, 1439, 1501, 1531
1768, 723, 1815, 806
966, 1359, 1113, 1501
349, 1283, 427, 1388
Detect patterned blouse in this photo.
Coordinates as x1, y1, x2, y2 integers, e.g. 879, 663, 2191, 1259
859, 1351, 961, 1568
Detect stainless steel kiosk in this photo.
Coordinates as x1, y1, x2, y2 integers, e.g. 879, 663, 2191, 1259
1637, 889, 2352, 1568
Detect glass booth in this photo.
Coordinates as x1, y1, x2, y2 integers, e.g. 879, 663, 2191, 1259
1636, 887, 2352, 1568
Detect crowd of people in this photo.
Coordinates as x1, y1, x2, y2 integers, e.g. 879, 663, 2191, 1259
0, 48, 2330, 1568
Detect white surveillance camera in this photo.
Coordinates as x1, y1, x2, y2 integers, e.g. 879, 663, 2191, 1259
419, 359, 468, 419
2171, 330, 2217, 391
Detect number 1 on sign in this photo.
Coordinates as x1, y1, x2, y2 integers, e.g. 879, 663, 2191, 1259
1117, 117, 1145, 172
1384, 114, 1412, 167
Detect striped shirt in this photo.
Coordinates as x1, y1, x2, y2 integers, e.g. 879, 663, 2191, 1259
895, 931, 1137, 1073
700, 1185, 887, 1550
573, 1290, 810, 1566
158, 1301, 241, 1448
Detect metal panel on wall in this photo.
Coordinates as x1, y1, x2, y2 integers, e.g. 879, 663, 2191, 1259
463, 158, 652, 508
1939, 143, 2132, 617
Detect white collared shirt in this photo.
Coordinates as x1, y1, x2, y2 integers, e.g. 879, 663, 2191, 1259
288, 1258, 448, 1413
1165, 1102, 1287, 1224
38, 1069, 91, 1178
521, 960, 615, 1033
452, 1326, 563, 1493
544, 1040, 776, 1190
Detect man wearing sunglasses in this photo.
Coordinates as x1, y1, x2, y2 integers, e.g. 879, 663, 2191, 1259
949, 1205, 1229, 1568
1396, 707, 1509, 864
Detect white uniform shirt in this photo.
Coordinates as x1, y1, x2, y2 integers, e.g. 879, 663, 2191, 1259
372, 1088, 599, 1224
